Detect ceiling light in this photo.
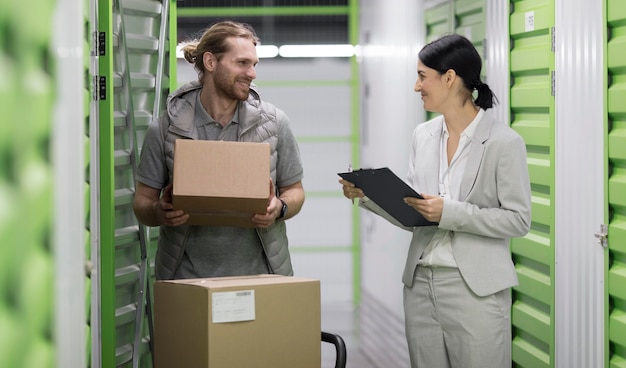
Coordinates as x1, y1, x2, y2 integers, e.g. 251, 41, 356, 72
175, 44, 355, 59
278, 44, 355, 58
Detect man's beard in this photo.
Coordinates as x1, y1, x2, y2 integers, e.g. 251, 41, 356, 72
214, 69, 250, 101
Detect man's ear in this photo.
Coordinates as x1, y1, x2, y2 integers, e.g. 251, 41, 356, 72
203, 52, 215, 72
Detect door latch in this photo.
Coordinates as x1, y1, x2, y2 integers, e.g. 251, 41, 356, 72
594, 224, 608, 248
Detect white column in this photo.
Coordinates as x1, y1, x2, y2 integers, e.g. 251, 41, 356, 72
485, 0, 510, 125
52, 0, 86, 366
554, 0, 605, 366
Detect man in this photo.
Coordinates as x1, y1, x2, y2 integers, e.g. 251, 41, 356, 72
133, 21, 305, 280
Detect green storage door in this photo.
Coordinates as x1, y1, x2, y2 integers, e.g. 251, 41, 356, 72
0, 0, 55, 367
425, 1, 454, 43
455, 0, 486, 79
509, 1, 555, 367
97, 0, 171, 366
607, 0, 626, 366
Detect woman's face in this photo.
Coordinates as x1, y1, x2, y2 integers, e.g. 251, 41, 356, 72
414, 60, 449, 113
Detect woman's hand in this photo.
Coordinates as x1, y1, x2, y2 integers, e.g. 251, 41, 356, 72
339, 178, 364, 201
404, 193, 443, 223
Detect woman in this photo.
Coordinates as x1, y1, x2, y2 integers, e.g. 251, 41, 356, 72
339, 34, 531, 367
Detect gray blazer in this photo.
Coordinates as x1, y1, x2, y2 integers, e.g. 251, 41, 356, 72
361, 109, 531, 297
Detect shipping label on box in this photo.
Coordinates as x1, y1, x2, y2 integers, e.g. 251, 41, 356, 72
212, 289, 255, 323
172, 139, 270, 227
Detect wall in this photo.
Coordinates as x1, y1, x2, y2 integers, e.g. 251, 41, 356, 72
357, 0, 424, 365
358, 0, 423, 318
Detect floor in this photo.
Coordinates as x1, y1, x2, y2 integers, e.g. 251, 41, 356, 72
319, 293, 412, 368
321, 302, 377, 368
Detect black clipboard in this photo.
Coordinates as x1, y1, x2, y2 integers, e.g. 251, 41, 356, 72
338, 167, 438, 227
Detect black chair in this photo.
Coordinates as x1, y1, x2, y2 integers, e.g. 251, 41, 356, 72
321, 331, 347, 368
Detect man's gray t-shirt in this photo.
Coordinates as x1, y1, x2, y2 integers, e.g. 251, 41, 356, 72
137, 91, 302, 278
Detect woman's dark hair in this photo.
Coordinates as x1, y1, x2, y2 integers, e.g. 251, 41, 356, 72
418, 34, 497, 109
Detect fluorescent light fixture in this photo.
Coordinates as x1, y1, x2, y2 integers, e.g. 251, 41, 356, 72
175, 43, 355, 59
279, 44, 356, 58
176, 44, 185, 59
176, 44, 278, 59
257, 45, 279, 58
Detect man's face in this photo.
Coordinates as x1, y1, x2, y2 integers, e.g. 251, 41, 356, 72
212, 37, 259, 101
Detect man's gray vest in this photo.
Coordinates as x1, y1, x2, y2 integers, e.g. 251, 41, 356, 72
154, 81, 294, 279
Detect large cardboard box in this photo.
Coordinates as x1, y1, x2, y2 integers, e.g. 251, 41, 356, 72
172, 139, 270, 227
154, 275, 321, 368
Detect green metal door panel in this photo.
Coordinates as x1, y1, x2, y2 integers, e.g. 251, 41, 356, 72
510, 0, 555, 367
511, 301, 551, 340
454, 0, 485, 57
512, 339, 550, 368
512, 116, 552, 147
528, 196, 551, 226
425, 2, 454, 42
608, 0, 626, 365
514, 265, 552, 305
510, 1, 554, 34
610, 174, 626, 204
512, 233, 550, 260
97, 0, 170, 366
608, 0, 626, 22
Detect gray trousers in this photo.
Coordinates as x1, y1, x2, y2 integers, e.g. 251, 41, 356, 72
403, 266, 512, 368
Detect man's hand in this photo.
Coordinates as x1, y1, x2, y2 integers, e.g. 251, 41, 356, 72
251, 179, 283, 229
156, 184, 190, 226
133, 182, 189, 227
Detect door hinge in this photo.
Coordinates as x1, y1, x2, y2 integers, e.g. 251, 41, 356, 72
551, 71, 556, 96
594, 224, 608, 248
551, 27, 555, 52
93, 31, 106, 56
92, 76, 107, 101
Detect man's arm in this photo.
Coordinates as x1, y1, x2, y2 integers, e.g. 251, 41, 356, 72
252, 180, 305, 228
277, 180, 305, 220
133, 182, 189, 227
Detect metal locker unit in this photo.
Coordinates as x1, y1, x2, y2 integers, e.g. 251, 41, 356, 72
607, 0, 626, 365
509, 0, 555, 367
95, 0, 172, 366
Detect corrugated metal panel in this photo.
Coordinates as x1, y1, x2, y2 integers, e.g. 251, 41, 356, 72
509, 0, 555, 367
607, 0, 626, 366
554, 0, 605, 367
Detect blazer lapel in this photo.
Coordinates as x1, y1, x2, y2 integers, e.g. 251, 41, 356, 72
459, 111, 493, 200
425, 119, 443, 196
